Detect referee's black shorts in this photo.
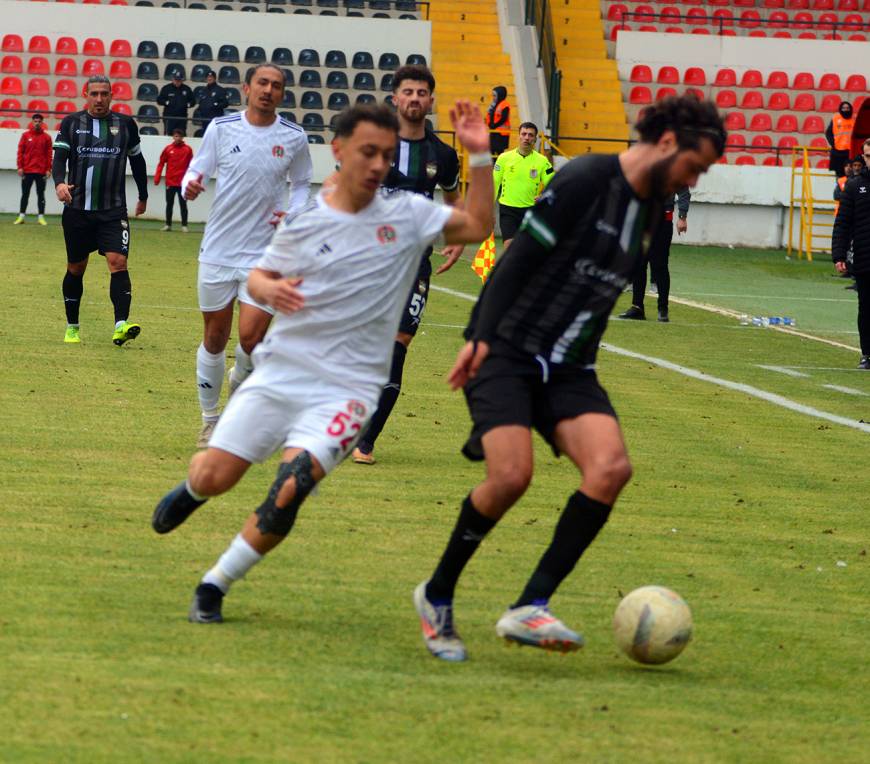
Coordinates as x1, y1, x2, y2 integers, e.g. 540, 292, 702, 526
62, 206, 130, 263
498, 204, 529, 241
462, 340, 617, 461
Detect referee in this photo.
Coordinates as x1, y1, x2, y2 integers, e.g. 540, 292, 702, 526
493, 122, 554, 250
413, 97, 726, 662
53, 75, 148, 345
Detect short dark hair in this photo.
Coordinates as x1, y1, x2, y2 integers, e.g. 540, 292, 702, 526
332, 104, 399, 139
31, 112, 43, 121
245, 63, 286, 87
172, 128, 186, 137
392, 64, 436, 94
207, 70, 216, 77
85, 75, 111, 89
519, 121, 538, 134
636, 96, 727, 157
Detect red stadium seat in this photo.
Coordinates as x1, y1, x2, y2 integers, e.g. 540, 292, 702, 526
111, 102, 132, 114
725, 133, 747, 152
0, 97, 22, 114
110, 39, 132, 57
751, 134, 773, 153
725, 111, 746, 130
863, 0, 870, 10
1, 56, 22, 73
793, 93, 817, 111
817, 12, 837, 30
717, 155, 729, 164
0, 76, 23, 95
55, 37, 78, 54
733, 0, 755, 5
55, 100, 76, 113
683, 67, 706, 85
630, 65, 652, 83
818, 73, 841, 91
720, 29, 739, 36
812, 0, 834, 8
815, 158, 830, 169
715, 89, 737, 108
686, 7, 706, 23
83, 38, 105, 56
763, 156, 783, 166
27, 98, 49, 112
657, 66, 680, 84
83, 0, 102, 4
54, 79, 78, 97
2, 35, 24, 53
1, 119, 21, 128
709, 0, 729, 5
110, 0, 129, 5
661, 6, 681, 22
712, 8, 734, 24
607, 4, 627, 21
746, 29, 766, 37
766, 71, 789, 89
692, 28, 711, 34
82, 59, 105, 77
800, 115, 825, 133
792, 72, 815, 89
109, 60, 132, 79
27, 78, 49, 97
773, 31, 793, 38
837, 0, 858, 8
845, 74, 867, 91
735, 155, 756, 165
777, 135, 799, 149
763, 0, 785, 6
748, 113, 772, 131
639, 25, 659, 33
739, 9, 762, 26
27, 57, 50, 75
768, 10, 789, 26
111, 81, 132, 100
629, 86, 652, 104
665, 26, 686, 33
655, 86, 678, 101
713, 68, 736, 86
819, 94, 841, 112
792, 11, 814, 27
842, 13, 864, 30
774, 114, 799, 132
685, 87, 705, 100
810, 136, 829, 148
740, 70, 763, 88
848, 34, 867, 41
28, 35, 50, 53
767, 92, 790, 110
741, 90, 764, 109
55, 58, 77, 76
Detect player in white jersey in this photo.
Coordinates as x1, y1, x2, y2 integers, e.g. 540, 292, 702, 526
152, 101, 494, 624
182, 64, 313, 448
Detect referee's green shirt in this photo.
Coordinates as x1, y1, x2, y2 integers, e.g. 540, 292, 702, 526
493, 148, 555, 208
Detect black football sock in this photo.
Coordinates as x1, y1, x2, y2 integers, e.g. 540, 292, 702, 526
426, 495, 497, 603
513, 491, 612, 608
357, 341, 407, 452
109, 270, 132, 323
62, 271, 83, 325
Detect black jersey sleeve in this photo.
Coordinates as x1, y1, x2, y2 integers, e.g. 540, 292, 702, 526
125, 118, 149, 201
51, 114, 74, 186
439, 145, 460, 194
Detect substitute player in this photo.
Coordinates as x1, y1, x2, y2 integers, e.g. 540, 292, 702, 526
183, 63, 312, 448
414, 96, 726, 662
53, 75, 148, 345
351, 64, 465, 466
152, 101, 494, 624
492, 121, 554, 250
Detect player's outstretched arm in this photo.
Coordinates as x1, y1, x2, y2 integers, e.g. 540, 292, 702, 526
448, 340, 490, 391
442, 101, 493, 245
247, 268, 305, 315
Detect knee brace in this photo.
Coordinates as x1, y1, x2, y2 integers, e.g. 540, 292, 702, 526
254, 451, 316, 537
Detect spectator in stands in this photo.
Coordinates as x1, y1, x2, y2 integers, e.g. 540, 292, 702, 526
14, 113, 52, 226
158, 73, 196, 136
825, 101, 855, 178
832, 137, 870, 369
619, 188, 690, 323
154, 128, 194, 232
487, 85, 510, 157
197, 70, 228, 134
493, 122, 554, 250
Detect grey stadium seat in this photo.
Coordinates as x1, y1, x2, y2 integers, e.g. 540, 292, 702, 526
137, 40, 159, 58
219, 66, 240, 84
137, 62, 159, 80
380, 73, 394, 91
281, 90, 296, 108
218, 45, 240, 63
378, 53, 400, 71
300, 91, 323, 110
352, 52, 374, 70
302, 113, 324, 129
298, 49, 320, 67
353, 72, 375, 90
137, 83, 159, 101
271, 47, 293, 65
192, 43, 213, 61
226, 87, 242, 105
279, 110, 297, 122
325, 50, 347, 68
164, 42, 186, 60
405, 53, 426, 66
326, 71, 348, 89
137, 104, 160, 123
191, 64, 211, 82
299, 70, 321, 88
307, 134, 325, 144
245, 46, 267, 63
164, 63, 186, 81
140, 126, 159, 135
327, 92, 349, 111
355, 93, 376, 105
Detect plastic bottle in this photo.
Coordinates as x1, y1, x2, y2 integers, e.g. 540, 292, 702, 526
739, 314, 750, 325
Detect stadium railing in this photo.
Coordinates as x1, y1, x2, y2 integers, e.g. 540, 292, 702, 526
524, 0, 562, 138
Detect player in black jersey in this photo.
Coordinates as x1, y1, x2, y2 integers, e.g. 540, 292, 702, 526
351, 65, 465, 465
413, 97, 726, 662
52, 76, 149, 345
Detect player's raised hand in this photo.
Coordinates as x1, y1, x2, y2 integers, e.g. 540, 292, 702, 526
450, 100, 490, 155
185, 174, 205, 200
436, 244, 466, 275
269, 276, 305, 315
56, 183, 73, 204
447, 339, 489, 390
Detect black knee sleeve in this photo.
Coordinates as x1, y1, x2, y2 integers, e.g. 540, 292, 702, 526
255, 451, 316, 536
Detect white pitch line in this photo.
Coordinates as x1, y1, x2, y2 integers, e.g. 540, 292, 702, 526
678, 292, 854, 303
431, 285, 870, 435
822, 384, 868, 396
757, 365, 810, 378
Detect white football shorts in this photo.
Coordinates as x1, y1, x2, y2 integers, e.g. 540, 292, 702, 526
197, 262, 275, 314
208, 360, 374, 474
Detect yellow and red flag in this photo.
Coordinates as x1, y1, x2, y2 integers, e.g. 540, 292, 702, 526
471, 233, 496, 283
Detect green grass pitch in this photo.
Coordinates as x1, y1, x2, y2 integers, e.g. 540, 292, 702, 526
1, 215, 867, 762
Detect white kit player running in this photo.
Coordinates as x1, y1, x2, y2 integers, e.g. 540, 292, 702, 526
152, 101, 494, 624
183, 63, 313, 448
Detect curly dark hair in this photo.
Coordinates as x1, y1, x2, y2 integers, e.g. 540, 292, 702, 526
332, 103, 399, 138
636, 95, 727, 157
392, 64, 436, 94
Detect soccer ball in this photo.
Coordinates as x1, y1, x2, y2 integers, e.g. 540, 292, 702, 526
613, 585, 693, 665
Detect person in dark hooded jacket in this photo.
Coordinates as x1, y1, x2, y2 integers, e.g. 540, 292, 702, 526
487, 86, 510, 157
825, 101, 855, 178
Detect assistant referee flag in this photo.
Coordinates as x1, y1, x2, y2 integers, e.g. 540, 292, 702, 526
471, 233, 496, 282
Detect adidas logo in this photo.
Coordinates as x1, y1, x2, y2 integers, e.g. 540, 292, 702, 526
230, 145, 241, 154
316, 242, 332, 257
198, 381, 213, 389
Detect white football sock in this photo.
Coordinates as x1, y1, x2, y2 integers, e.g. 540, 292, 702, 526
229, 343, 254, 387
197, 343, 225, 417
202, 534, 263, 594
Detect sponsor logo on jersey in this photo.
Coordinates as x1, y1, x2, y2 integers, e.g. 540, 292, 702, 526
230, 145, 241, 154
121, 219, 129, 229
109, 125, 120, 136
377, 225, 397, 243
272, 145, 285, 158
76, 146, 121, 155
316, 242, 332, 257
860, 186, 867, 194
426, 161, 437, 179
529, 169, 538, 178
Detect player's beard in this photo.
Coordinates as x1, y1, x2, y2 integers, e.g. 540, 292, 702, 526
649, 152, 679, 200
399, 104, 426, 125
